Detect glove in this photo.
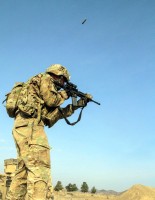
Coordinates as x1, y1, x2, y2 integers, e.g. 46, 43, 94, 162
76, 98, 87, 107
85, 93, 93, 101
59, 90, 69, 100
76, 93, 93, 107
72, 93, 93, 110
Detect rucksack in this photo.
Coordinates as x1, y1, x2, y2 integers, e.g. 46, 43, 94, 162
4, 82, 24, 118
4, 73, 43, 118
17, 73, 44, 118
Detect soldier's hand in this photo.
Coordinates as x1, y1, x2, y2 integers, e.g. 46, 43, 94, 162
85, 93, 93, 102
77, 98, 87, 107
75, 94, 93, 108
59, 90, 69, 100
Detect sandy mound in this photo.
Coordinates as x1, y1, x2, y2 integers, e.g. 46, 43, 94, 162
116, 184, 155, 200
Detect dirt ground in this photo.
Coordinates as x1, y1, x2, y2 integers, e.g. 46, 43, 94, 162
53, 185, 155, 200
54, 191, 116, 200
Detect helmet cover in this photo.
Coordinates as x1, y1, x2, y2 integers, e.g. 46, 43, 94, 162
46, 64, 70, 81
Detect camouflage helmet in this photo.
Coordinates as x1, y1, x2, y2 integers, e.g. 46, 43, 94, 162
46, 64, 70, 81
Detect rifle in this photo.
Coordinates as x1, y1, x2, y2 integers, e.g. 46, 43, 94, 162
55, 81, 100, 125
56, 81, 100, 106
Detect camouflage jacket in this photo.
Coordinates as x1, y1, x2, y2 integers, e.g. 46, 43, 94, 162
14, 73, 74, 128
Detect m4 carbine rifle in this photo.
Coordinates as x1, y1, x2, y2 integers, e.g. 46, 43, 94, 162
59, 81, 100, 107
55, 81, 100, 125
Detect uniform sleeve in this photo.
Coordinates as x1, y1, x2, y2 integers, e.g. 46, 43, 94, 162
41, 104, 75, 128
40, 74, 65, 107
59, 104, 75, 118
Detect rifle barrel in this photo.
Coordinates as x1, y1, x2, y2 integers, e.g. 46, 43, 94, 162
90, 99, 101, 105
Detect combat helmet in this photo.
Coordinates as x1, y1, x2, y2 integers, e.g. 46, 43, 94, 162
46, 64, 70, 81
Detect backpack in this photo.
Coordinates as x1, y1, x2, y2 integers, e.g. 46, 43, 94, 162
4, 82, 24, 118
4, 73, 44, 119
17, 73, 44, 119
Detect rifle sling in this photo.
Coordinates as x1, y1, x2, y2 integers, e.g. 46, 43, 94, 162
58, 107, 84, 126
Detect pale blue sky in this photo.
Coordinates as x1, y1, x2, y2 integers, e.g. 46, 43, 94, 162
0, 0, 155, 192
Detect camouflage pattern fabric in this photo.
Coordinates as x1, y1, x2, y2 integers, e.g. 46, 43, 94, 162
6, 73, 75, 200
42, 104, 75, 128
46, 64, 70, 81
6, 122, 52, 200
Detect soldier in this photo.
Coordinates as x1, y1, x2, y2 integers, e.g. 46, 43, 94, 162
6, 64, 90, 200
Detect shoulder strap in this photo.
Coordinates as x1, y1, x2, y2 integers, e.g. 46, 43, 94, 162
58, 107, 84, 126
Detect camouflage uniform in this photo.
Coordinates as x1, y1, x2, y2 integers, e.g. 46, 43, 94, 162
6, 65, 75, 200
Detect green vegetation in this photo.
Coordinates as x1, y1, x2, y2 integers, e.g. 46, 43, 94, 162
81, 182, 89, 193
66, 183, 78, 192
54, 181, 97, 194
91, 186, 97, 194
54, 181, 64, 191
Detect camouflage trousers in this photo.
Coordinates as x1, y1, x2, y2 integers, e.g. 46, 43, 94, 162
6, 124, 53, 200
